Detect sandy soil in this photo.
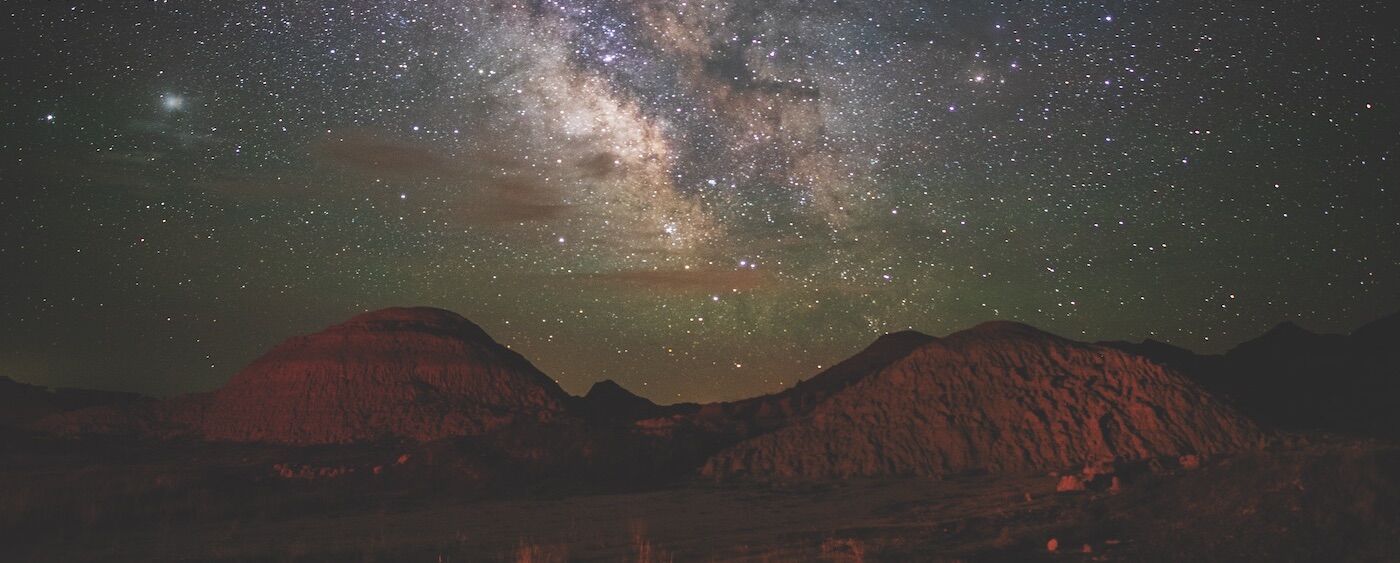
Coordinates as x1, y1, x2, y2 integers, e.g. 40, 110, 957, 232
3, 435, 1396, 562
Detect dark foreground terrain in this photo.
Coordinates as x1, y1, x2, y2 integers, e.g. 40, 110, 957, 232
5, 309, 1398, 561
3, 433, 1397, 562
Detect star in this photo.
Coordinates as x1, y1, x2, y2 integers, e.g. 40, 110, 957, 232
0, 0, 1392, 404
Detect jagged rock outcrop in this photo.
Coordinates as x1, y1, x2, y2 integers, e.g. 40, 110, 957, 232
199, 307, 571, 444
701, 321, 1264, 480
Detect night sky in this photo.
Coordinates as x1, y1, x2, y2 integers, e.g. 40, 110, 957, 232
2, 1, 1396, 403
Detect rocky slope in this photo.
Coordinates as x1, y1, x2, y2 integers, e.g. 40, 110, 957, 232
701, 322, 1264, 480
198, 307, 571, 444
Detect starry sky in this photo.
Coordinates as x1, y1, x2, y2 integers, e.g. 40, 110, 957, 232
2, 0, 1396, 403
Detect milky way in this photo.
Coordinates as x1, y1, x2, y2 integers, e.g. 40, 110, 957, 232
2, 1, 1396, 401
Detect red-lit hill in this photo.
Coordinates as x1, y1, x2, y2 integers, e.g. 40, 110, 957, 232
700, 321, 1265, 480
198, 307, 571, 444
34, 308, 1271, 484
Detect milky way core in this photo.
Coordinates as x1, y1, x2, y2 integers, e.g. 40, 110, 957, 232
2, 1, 1396, 401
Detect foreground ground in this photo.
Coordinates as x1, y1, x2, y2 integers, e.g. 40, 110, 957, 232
2, 434, 1397, 562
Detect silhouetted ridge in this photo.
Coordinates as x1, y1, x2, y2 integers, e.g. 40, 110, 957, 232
1227, 320, 1337, 356
0, 376, 148, 428
576, 379, 663, 421
1106, 310, 1400, 439
1352, 311, 1400, 347
1099, 338, 1209, 375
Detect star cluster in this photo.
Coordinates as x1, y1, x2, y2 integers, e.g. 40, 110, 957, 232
2, 0, 1396, 401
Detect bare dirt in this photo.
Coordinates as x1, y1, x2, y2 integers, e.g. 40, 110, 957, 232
2, 435, 1395, 561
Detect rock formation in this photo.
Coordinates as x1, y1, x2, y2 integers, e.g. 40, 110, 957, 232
32, 307, 1289, 484
701, 322, 1264, 480
199, 307, 571, 444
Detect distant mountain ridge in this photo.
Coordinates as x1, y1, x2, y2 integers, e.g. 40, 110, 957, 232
1104, 311, 1400, 439
0, 376, 146, 429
